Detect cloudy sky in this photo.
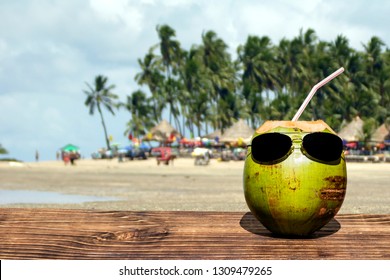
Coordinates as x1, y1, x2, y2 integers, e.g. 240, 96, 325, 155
1, 0, 389, 162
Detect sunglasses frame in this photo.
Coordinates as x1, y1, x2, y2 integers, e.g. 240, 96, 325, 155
248, 131, 343, 165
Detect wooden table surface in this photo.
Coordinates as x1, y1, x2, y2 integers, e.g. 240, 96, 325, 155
0, 208, 389, 260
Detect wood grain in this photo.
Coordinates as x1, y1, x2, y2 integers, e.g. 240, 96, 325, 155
0, 208, 389, 259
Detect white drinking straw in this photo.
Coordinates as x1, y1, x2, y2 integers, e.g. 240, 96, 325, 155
291, 67, 345, 121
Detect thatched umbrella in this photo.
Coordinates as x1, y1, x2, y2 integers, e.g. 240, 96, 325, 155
337, 116, 364, 142
219, 119, 254, 144
370, 123, 390, 142
147, 120, 181, 142
202, 129, 222, 140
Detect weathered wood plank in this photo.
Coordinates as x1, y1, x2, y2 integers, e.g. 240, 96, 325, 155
0, 208, 389, 260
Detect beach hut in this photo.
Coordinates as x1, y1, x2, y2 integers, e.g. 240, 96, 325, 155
202, 129, 222, 140
219, 119, 254, 145
201, 129, 223, 146
370, 123, 390, 150
337, 116, 364, 142
370, 123, 390, 143
146, 120, 181, 143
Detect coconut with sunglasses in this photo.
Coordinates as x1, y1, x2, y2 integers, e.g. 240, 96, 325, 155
243, 120, 347, 236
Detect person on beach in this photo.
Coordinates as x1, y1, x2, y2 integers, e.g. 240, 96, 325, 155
70, 152, 77, 165
62, 152, 70, 165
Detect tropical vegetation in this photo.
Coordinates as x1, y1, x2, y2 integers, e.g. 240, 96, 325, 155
0, 144, 8, 155
83, 75, 119, 150
86, 26, 390, 143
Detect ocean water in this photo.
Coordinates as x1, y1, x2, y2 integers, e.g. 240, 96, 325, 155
0, 190, 119, 205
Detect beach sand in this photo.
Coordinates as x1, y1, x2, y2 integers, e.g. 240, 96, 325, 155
0, 158, 389, 214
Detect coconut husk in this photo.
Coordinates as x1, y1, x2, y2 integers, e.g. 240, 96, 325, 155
256, 120, 336, 134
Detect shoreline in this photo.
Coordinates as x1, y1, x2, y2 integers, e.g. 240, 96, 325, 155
0, 158, 389, 214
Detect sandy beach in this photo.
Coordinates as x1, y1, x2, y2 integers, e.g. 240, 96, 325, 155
0, 158, 389, 214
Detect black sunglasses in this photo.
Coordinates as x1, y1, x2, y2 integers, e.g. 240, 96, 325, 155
249, 132, 343, 164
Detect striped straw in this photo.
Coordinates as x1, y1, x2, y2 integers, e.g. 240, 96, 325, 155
292, 67, 345, 121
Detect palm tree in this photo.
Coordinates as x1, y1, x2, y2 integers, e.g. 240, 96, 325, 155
363, 36, 387, 123
200, 30, 237, 132
121, 90, 154, 139
324, 35, 358, 129
156, 24, 182, 128
330, 35, 353, 67
276, 37, 305, 116
290, 29, 321, 120
362, 117, 378, 143
177, 47, 212, 136
268, 93, 293, 120
363, 36, 384, 75
381, 50, 390, 122
0, 144, 8, 155
135, 47, 165, 123
237, 35, 278, 127
130, 26, 390, 141
306, 40, 335, 120
83, 75, 118, 151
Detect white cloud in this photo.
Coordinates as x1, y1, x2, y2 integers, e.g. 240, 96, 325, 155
0, 38, 7, 59
89, 0, 144, 33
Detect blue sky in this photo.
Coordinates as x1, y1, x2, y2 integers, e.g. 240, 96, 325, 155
1, 0, 389, 162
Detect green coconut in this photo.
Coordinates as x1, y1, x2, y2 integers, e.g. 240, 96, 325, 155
243, 120, 347, 236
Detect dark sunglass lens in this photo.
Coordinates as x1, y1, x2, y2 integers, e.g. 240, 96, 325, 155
251, 133, 292, 163
302, 132, 343, 162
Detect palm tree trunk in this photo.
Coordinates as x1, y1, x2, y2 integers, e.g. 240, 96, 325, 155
97, 104, 110, 150
174, 116, 181, 137
181, 113, 186, 137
